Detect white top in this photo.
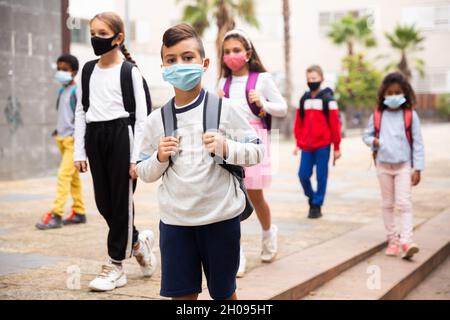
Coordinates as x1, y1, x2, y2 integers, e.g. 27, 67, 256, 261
136, 91, 265, 226
74, 62, 147, 163
218, 72, 287, 121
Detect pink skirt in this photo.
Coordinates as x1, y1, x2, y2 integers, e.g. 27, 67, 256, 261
244, 119, 272, 190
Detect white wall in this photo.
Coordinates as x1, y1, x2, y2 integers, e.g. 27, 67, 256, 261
69, 0, 450, 108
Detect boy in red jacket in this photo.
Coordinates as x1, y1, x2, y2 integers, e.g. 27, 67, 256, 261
293, 65, 342, 218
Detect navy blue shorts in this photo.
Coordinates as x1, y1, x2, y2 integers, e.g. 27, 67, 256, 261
159, 216, 241, 300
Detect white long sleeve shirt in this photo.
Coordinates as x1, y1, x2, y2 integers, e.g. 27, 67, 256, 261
74, 61, 146, 163
218, 72, 288, 120
136, 91, 265, 226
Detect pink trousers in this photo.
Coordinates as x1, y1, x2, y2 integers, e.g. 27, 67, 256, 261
376, 161, 413, 244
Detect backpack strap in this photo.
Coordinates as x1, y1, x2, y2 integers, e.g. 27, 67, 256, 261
245, 72, 259, 109
81, 59, 99, 112
321, 95, 331, 126
373, 107, 382, 139
120, 61, 137, 127
203, 92, 225, 164
69, 85, 77, 113
223, 76, 232, 98
142, 78, 153, 115
203, 92, 222, 133
56, 87, 64, 110
160, 98, 176, 137
404, 108, 413, 146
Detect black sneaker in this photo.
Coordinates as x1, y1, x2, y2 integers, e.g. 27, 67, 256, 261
35, 212, 63, 230
308, 205, 323, 219
63, 210, 87, 225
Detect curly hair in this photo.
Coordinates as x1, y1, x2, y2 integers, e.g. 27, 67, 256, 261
377, 72, 416, 110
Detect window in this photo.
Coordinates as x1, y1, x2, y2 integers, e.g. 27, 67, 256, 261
402, 5, 450, 31
318, 9, 374, 34
70, 19, 90, 44
413, 69, 450, 94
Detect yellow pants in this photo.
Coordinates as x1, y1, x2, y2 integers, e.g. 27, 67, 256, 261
52, 136, 85, 216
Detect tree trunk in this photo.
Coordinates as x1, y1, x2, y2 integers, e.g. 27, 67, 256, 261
347, 41, 354, 56
215, 0, 235, 75
280, 0, 293, 138
398, 50, 412, 80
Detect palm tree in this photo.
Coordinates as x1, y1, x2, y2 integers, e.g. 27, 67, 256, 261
327, 14, 376, 56
177, 0, 259, 69
385, 24, 425, 80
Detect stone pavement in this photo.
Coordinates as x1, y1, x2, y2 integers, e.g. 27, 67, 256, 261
0, 123, 449, 300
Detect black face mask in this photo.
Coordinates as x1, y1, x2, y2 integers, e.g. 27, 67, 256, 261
91, 34, 118, 56
307, 81, 321, 92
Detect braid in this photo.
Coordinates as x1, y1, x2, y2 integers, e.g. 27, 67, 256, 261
120, 44, 136, 65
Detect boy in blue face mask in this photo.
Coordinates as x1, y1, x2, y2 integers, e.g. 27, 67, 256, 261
36, 54, 87, 230
136, 24, 264, 300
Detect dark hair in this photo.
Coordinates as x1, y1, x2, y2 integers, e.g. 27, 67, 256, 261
57, 54, 79, 72
377, 72, 416, 110
161, 23, 205, 59
90, 12, 136, 64
220, 33, 267, 78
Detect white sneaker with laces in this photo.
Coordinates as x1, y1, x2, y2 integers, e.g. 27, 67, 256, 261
133, 230, 157, 277
236, 247, 246, 278
89, 262, 127, 292
261, 225, 278, 262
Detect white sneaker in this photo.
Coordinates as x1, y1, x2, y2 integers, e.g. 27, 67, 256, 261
261, 225, 278, 263
236, 247, 246, 278
133, 230, 157, 277
89, 262, 127, 292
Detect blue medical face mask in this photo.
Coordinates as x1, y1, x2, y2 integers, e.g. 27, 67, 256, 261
54, 70, 73, 85
384, 94, 406, 109
162, 63, 204, 91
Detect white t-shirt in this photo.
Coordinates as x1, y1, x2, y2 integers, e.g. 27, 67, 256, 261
136, 91, 265, 226
74, 61, 147, 163
218, 72, 287, 121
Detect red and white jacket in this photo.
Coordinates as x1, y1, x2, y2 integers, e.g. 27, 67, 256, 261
293, 87, 341, 152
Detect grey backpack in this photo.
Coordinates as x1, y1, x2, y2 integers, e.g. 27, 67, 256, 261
160, 91, 254, 221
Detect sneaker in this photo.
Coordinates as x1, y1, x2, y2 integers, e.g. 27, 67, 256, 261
308, 205, 322, 219
63, 210, 87, 225
133, 230, 157, 277
237, 247, 246, 278
401, 243, 419, 260
261, 225, 278, 262
89, 262, 127, 292
385, 242, 399, 256
35, 212, 62, 230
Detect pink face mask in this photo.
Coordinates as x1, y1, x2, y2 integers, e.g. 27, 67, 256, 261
223, 53, 248, 71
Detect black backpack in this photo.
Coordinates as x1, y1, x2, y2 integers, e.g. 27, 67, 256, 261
160, 91, 255, 222
81, 59, 152, 128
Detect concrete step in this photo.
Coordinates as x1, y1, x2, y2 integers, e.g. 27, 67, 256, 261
405, 256, 450, 300
303, 209, 450, 300
199, 217, 426, 300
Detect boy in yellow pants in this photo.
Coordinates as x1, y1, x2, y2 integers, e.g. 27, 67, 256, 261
36, 54, 86, 230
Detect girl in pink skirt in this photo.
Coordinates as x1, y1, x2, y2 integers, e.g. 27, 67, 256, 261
218, 29, 288, 277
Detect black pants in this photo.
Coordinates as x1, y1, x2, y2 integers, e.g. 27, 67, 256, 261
86, 118, 139, 262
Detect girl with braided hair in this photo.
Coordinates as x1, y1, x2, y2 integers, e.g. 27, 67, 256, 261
74, 12, 156, 291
